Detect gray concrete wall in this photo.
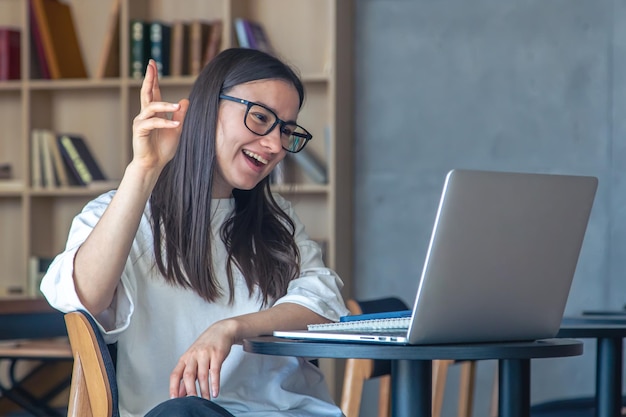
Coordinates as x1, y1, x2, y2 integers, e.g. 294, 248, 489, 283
353, 0, 626, 415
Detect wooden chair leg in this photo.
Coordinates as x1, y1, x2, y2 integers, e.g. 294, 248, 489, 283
340, 358, 372, 417
457, 361, 476, 417
432, 359, 453, 417
490, 364, 499, 417
378, 375, 391, 417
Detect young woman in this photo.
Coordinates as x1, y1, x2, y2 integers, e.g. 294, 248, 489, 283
41, 48, 349, 417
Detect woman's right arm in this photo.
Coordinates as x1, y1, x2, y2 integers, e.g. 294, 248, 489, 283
73, 60, 189, 315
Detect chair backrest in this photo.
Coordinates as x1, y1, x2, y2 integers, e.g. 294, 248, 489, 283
64, 310, 119, 417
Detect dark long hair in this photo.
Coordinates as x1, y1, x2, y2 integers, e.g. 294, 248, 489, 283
149, 48, 304, 305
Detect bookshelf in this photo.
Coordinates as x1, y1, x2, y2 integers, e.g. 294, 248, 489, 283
0, 0, 353, 397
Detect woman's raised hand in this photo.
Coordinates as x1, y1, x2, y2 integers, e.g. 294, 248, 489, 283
132, 59, 189, 172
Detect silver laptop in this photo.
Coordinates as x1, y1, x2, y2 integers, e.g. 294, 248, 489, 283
274, 169, 598, 345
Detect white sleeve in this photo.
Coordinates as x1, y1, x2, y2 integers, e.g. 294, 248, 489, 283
272, 195, 350, 321
39, 191, 134, 341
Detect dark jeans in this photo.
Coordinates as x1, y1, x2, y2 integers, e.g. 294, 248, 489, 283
145, 396, 236, 417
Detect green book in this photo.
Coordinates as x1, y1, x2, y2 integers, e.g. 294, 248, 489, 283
150, 21, 171, 77
130, 19, 150, 79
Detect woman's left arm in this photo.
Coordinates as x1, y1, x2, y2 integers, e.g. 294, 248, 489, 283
169, 302, 327, 400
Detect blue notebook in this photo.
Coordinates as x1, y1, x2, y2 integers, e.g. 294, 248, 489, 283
339, 310, 413, 322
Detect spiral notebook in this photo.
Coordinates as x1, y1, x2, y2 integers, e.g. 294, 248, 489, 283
274, 169, 598, 345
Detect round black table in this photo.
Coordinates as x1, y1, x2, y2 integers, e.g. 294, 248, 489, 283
558, 316, 626, 417
243, 337, 583, 417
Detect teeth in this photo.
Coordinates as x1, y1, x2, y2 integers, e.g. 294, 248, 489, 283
243, 149, 268, 165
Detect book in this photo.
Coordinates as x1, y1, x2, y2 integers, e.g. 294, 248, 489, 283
202, 19, 223, 65
169, 20, 190, 76
0, 28, 20, 80
28, 256, 54, 297
339, 310, 413, 323
308, 315, 411, 331
30, 129, 43, 187
150, 21, 171, 77
234, 18, 274, 55
57, 135, 107, 186
95, 0, 121, 78
0, 163, 12, 179
41, 128, 69, 186
234, 18, 250, 48
290, 149, 328, 184
30, 0, 87, 79
39, 129, 56, 188
245, 20, 275, 55
28, 0, 50, 79
189, 20, 211, 75
130, 19, 150, 79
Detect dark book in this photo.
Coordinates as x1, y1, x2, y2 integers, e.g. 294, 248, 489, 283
188, 20, 211, 75
150, 21, 171, 77
0, 163, 11, 179
130, 19, 150, 79
202, 19, 223, 66
30, 0, 87, 79
169, 20, 190, 76
57, 134, 106, 186
0, 28, 20, 80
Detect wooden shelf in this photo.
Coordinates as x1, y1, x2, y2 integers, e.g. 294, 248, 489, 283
0, 0, 353, 399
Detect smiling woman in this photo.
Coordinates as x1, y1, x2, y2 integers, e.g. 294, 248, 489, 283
212, 79, 303, 196
39, 48, 350, 417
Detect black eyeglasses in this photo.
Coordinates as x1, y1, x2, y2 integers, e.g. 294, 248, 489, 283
219, 94, 312, 153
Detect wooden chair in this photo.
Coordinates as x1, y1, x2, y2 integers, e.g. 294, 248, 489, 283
340, 298, 477, 417
64, 310, 119, 417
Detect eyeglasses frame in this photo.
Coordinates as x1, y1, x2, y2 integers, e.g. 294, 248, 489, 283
219, 94, 313, 153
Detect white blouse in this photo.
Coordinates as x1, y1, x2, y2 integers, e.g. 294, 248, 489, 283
41, 191, 349, 417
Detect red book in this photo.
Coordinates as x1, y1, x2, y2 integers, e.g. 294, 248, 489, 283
0, 28, 21, 80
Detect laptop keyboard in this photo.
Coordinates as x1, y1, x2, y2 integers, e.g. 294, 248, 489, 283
307, 317, 411, 332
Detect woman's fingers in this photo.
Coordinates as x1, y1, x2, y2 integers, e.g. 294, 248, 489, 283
134, 102, 180, 125
209, 366, 221, 398
140, 60, 156, 109
169, 352, 225, 399
170, 361, 186, 398
140, 60, 163, 109
182, 358, 199, 397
